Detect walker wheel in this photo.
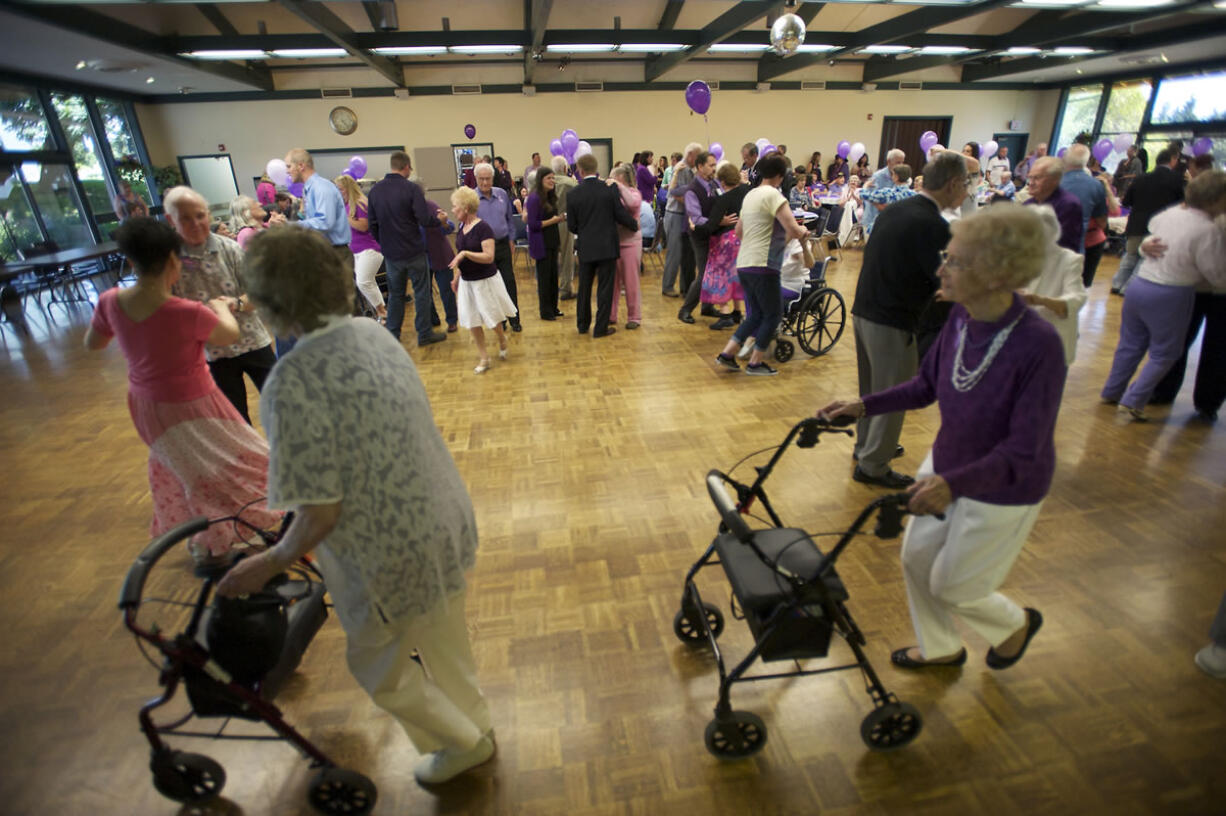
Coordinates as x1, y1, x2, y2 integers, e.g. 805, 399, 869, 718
704, 711, 767, 760
308, 767, 378, 816
860, 702, 923, 751
150, 749, 226, 803
673, 602, 724, 644
773, 339, 794, 363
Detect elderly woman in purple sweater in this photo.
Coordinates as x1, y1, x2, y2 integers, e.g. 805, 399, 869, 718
525, 168, 566, 321
819, 204, 1066, 672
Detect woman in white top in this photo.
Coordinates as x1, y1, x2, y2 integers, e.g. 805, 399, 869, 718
1101, 170, 1226, 420
1020, 204, 1088, 365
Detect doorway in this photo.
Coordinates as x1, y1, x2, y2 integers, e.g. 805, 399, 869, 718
585, 138, 614, 178
992, 132, 1028, 174
878, 116, 953, 175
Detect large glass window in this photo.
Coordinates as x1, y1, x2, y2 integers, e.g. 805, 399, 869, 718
1055, 84, 1103, 151
20, 162, 91, 249
0, 166, 43, 261
1096, 80, 1153, 178
50, 94, 115, 221
96, 97, 151, 204
0, 85, 54, 152
1150, 70, 1226, 125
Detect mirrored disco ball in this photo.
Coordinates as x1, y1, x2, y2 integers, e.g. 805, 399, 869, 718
770, 13, 806, 57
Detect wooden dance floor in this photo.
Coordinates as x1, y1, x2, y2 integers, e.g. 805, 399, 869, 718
0, 250, 1223, 815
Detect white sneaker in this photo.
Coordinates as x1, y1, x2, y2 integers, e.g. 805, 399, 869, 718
413, 735, 495, 785
1194, 643, 1226, 678
736, 343, 753, 360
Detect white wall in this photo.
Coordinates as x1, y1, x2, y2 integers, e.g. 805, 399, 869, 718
136, 86, 1059, 196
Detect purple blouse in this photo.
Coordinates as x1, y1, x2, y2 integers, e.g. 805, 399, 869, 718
635, 164, 657, 206
455, 219, 498, 281
349, 203, 381, 255
862, 294, 1067, 505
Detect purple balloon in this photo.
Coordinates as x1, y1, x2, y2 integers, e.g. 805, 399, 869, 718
709, 142, 723, 161
464, 123, 476, 140
685, 80, 711, 116
1192, 136, 1213, 157
1057, 147, 1068, 159
561, 131, 580, 155
919, 130, 938, 153
1092, 138, 1113, 163
348, 155, 367, 180
341, 168, 355, 179
550, 139, 564, 157
561, 128, 578, 141
836, 140, 851, 159
287, 181, 304, 197
762, 144, 777, 156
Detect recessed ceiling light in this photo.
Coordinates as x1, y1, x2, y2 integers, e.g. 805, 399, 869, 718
449, 45, 523, 55
917, 45, 974, 55
1053, 46, 1096, 55
617, 43, 688, 53
707, 43, 772, 53
796, 44, 838, 53
861, 45, 912, 54
145, 77, 155, 84
75, 60, 87, 70
546, 44, 617, 53
372, 46, 448, 56
1006, 46, 1042, 55
181, 50, 268, 60
270, 48, 348, 59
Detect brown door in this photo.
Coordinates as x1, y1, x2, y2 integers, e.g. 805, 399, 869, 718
878, 116, 953, 175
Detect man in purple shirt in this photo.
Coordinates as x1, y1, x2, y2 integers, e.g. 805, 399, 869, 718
474, 162, 522, 331
424, 198, 459, 332
679, 151, 730, 324
1023, 157, 1083, 254
367, 150, 447, 346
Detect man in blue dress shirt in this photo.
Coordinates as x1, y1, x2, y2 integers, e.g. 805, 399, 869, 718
861, 148, 906, 236
474, 163, 522, 331
1058, 143, 1108, 286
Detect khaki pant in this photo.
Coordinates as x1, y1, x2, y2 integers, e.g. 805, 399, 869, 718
557, 224, 575, 294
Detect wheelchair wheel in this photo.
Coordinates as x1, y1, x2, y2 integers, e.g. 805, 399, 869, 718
673, 602, 724, 644
773, 338, 794, 363
705, 711, 767, 760
150, 749, 226, 803
308, 767, 378, 815
796, 287, 846, 357
860, 702, 922, 751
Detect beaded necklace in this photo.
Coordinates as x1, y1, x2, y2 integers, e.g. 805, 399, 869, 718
950, 311, 1024, 393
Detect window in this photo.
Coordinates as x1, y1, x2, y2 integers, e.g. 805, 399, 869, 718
1150, 71, 1226, 125
1101, 80, 1152, 134
20, 162, 92, 249
96, 97, 151, 203
1138, 132, 1192, 173
0, 166, 42, 261
0, 85, 54, 152
1055, 84, 1103, 152
50, 94, 115, 221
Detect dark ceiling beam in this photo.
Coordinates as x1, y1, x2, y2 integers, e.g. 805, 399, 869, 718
194, 3, 238, 38
523, 0, 554, 86
4, 2, 273, 91
361, 2, 383, 31
961, 54, 1096, 83
275, 0, 403, 86
645, 0, 785, 82
1005, 0, 1217, 44
658, 0, 684, 30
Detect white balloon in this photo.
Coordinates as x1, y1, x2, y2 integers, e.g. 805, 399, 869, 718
755, 137, 770, 153
266, 158, 289, 186
980, 140, 998, 159
847, 142, 866, 164
576, 140, 593, 158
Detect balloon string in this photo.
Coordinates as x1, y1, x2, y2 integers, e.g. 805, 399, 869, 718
704, 114, 710, 148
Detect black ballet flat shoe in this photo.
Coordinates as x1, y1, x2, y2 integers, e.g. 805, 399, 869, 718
985, 608, 1043, 670
890, 647, 967, 669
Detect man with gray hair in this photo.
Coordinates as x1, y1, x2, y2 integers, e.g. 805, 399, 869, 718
862, 147, 907, 235
1059, 143, 1108, 285
848, 151, 970, 488
662, 142, 702, 297
1023, 156, 1083, 255
551, 155, 578, 299
474, 161, 521, 330
163, 185, 275, 423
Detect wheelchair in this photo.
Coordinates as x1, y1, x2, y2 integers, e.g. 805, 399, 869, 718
771, 254, 847, 364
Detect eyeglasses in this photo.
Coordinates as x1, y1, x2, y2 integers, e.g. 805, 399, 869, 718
938, 250, 965, 269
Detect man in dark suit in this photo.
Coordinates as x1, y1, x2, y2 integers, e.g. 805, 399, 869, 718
566, 154, 640, 338
1111, 147, 1185, 295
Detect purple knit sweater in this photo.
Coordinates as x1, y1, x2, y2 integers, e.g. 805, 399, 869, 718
862, 293, 1067, 505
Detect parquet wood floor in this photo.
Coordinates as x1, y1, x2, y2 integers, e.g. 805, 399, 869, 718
1, 251, 1223, 816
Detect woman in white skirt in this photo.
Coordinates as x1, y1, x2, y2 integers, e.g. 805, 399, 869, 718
448, 187, 517, 373
336, 174, 387, 322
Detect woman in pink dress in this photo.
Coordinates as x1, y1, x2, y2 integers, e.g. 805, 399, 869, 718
85, 217, 281, 560
608, 164, 643, 329
701, 162, 749, 328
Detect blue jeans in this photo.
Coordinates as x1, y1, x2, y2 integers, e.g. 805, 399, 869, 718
431, 267, 458, 327
385, 254, 431, 341
733, 271, 782, 351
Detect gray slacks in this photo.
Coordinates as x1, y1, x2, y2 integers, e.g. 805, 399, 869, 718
853, 316, 917, 477
558, 223, 575, 294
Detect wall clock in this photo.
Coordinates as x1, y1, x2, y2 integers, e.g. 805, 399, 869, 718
329, 106, 358, 136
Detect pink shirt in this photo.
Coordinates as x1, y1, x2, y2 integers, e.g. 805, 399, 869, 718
90, 288, 220, 402
235, 224, 262, 250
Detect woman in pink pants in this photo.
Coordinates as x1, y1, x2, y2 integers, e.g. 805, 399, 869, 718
608, 164, 643, 329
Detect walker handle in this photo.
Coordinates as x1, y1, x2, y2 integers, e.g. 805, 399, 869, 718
118, 516, 212, 609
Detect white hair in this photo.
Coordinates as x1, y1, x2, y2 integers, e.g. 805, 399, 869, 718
1065, 144, 1090, 170
684, 142, 703, 157
162, 185, 208, 220
473, 162, 494, 178
887, 148, 906, 163
550, 155, 568, 173
525, 170, 537, 189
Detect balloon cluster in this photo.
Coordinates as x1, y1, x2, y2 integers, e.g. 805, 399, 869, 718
264, 158, 303, 197
834, 140, 867, 163
919, 131, 940, 153
340, 155, 367, 180
755, 137, 779, 157
549, 129, 591, 164
1192, 137, 1213, 157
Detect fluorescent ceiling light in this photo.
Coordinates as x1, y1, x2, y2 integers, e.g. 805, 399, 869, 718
861, 45, 912, 54
1097, 0, 1173, 5
707, 43, 772, 53
796, 44, 838, 53
917, 45, 974, 54
546, 44, 617, 53
1006, 46, 1042, 55
617, 43, 688, 52
1016, 0, 1084, 5
373, 46, 448, 56
1053, 46, 1096, 55
181, 50, 267, 60
449, 45, 523, 54
271, 48, 347, 58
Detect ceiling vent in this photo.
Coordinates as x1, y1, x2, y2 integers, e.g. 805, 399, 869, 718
522, 85, 537, 96
706, 81, 720, 91
800, 80, 827, 90
1118, 53, 1167, 66
899, 80, 923, 90
393, 88, 410, 100
451, 83, 482, 95
756, 82, 771, 92
575, 80, 604, 92
320, 87, 353, 99
78, 59, 147, 74
861, 82, 878, 92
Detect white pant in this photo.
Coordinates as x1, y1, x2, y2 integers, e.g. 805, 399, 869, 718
901, 453, 1042, 658
353, 248, 385, 310
343, 589, 490, 754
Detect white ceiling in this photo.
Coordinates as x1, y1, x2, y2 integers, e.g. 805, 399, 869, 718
977, 32, 1226, 82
